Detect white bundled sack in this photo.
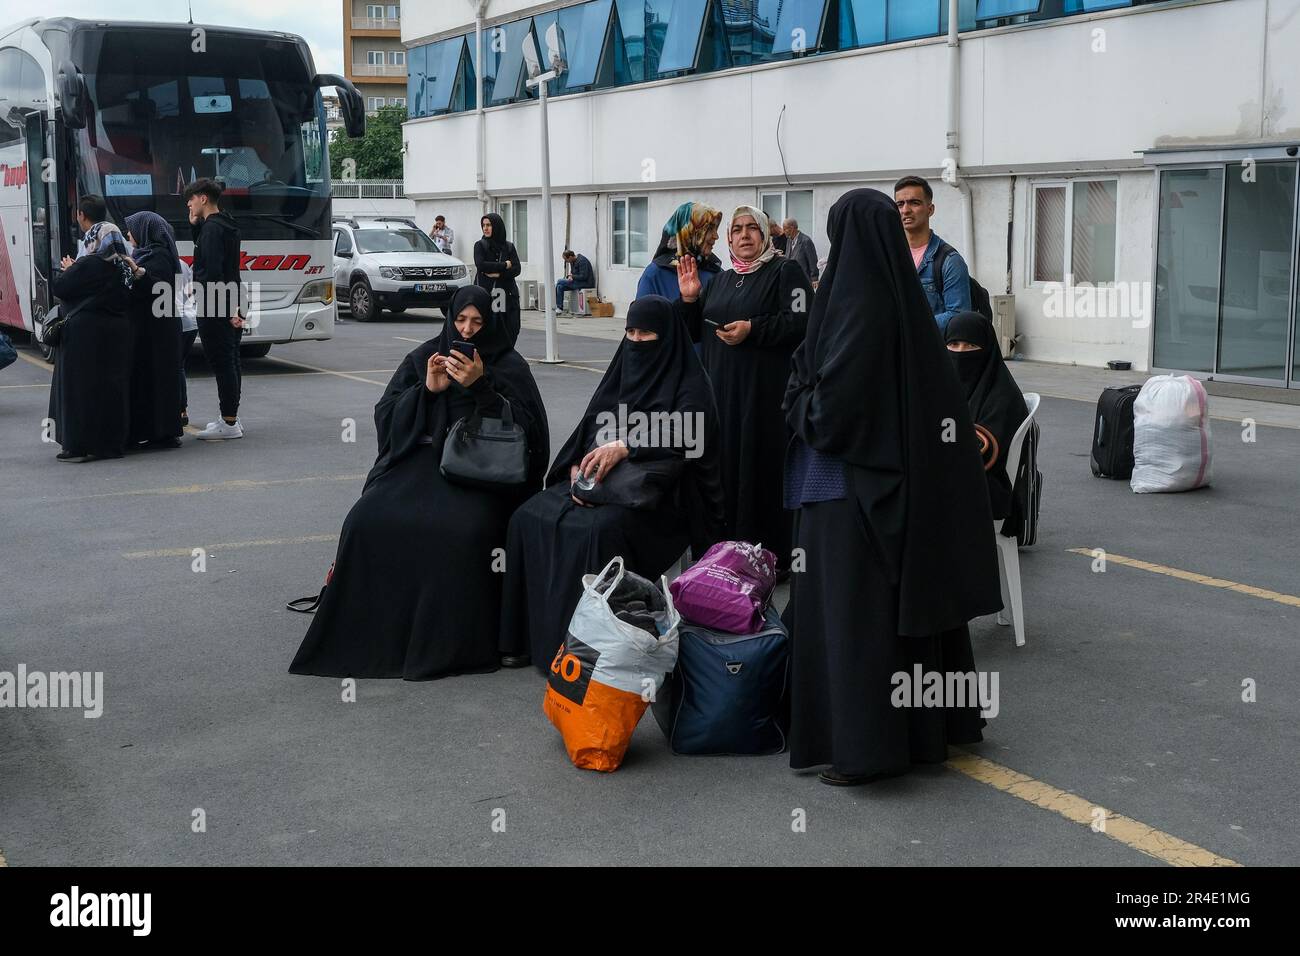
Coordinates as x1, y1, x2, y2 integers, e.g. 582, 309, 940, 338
1130, 374, 1212, 494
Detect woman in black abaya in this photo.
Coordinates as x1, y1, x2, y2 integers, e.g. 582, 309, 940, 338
675, 206, 812, 567
783, 189, 1002, 785
945, 311, 1029, 521
499, 296, 726, 671
124, 211, 184, 447
290, 286, 549, 680
48, 213, 136, 463
473, 213, 522, 345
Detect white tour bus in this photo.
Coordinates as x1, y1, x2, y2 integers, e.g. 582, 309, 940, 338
0, 17, 365, 359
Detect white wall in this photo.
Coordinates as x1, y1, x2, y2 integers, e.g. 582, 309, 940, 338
402, 0, 1300, 359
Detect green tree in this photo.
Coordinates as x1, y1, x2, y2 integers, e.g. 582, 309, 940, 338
330, 105, 407, 181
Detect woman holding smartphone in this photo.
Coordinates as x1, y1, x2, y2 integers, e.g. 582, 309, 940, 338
290, 285, 549, 681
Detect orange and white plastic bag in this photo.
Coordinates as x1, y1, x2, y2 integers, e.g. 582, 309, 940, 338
543, 557, 680, 772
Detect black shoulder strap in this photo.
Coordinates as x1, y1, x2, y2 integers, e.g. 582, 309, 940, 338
931, 241, 955, 299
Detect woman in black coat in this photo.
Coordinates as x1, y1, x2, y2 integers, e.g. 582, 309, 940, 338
782, 189, 1002, 785
498, 296, 727, 671
674, 206, 812, 568
124, 211, 184, 448
945, 311, 1029, 521
290, 286, 549, 681
473, 212, 522, 346
48, 220, 136, 462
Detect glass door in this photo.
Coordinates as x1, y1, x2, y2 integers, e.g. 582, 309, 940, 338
1153, 160, 1300, 386
1216, 161, 1296, 382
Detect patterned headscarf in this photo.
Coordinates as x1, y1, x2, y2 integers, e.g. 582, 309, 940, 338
78, 220, 136, 288
657, 202, 722, 263
728, 205, 779, 275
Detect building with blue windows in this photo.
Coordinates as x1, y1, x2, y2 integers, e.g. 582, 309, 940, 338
400, 0, 1300, 387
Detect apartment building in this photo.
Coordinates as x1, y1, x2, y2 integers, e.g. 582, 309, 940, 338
343, 0, 409, 114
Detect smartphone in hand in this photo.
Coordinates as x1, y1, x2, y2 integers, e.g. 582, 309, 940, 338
451, 340, 476, 359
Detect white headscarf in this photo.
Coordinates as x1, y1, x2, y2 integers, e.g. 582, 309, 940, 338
728, 205, 779, 274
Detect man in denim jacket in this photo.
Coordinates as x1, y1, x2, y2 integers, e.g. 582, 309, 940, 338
894, 175, 970, 332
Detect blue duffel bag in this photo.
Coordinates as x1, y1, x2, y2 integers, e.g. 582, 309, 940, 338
652, 606, 789, 755
0, 331, 16, 371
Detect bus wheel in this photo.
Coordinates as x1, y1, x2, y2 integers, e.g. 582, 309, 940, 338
350, 280, 377, 322
239, 343, 272, 359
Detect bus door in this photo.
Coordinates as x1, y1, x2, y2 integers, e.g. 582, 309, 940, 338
25, 111, 51, 333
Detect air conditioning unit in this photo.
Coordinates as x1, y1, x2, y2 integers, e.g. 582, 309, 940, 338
991, 294, 1016, 358
520, 280, 539, 311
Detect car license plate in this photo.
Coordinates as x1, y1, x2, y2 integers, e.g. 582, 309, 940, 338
414, 282, 447, 293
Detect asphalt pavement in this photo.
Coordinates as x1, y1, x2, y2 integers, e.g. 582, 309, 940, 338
1, 309, 1296, 866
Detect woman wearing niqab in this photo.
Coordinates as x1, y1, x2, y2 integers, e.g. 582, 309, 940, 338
782, 189, 1002, 785
498, 296, 726, 671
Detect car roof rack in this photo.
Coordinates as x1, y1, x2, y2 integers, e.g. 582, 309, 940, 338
331, 215, 358, 228
371, 216, 419, 227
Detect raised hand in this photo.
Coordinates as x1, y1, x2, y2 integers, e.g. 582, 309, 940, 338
677, 255, 701, 303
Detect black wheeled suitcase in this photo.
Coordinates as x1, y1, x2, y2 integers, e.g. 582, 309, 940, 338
1090, 384, 1143, 479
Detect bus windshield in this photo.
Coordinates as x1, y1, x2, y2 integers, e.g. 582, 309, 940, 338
70, 27, 330, 240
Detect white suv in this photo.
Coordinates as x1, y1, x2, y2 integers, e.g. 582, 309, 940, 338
332, 217, 471, 321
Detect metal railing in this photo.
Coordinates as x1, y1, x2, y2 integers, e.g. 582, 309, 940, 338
352, 17, 401, 30
332, 180, 406, 199
353, 63, 407, 77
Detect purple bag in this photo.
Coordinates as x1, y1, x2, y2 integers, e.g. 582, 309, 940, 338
669, 541, 779, 634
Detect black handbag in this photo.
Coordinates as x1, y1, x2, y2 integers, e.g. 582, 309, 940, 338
572, 457, 685, 510
439, 400, 529, 490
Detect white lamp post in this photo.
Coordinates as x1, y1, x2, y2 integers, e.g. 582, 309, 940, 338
524, 24, 566, 364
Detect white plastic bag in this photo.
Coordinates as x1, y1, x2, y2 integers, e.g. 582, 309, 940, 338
543, 557, 681, 771
1131, 375, 1212, 494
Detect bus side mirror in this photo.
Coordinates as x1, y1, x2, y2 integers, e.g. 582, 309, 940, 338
314, 74, 366, 139
58, 62, 87, 129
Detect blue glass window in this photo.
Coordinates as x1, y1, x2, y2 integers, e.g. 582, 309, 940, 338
773, 0, 830, 55
975, 0, 1041, 16
485, 18, 534, 104
888, 0, 941, 41
657, 0, 710, 74
616, 0, 674, 82
836, 0, 886, 48
1080, 0, 1129, 9
407, 43, 427, 117
424, 36, 469, 114
557, 0, 617, 89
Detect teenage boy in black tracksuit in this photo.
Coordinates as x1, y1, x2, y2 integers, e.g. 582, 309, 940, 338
184, 177, 246, 440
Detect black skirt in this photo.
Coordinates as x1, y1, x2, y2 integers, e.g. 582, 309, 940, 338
498, 482, 689, 672
289, 444, 514, 680
786, 495, 986, 776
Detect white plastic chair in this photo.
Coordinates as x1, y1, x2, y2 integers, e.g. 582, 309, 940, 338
993, 392, 1040, 648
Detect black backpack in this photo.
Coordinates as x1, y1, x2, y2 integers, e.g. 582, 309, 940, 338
932, 242, 993, 320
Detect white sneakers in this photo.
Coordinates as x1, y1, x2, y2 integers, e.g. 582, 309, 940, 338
195, 419, 245, 441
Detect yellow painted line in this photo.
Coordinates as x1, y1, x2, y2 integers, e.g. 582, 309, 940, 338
123, 533, 339, 559
946, 749, 1241, 867
50, 472, 366, 502
13, 350, 52, 371
0, 382, 50, 389
1067, 548, 1300, 607
261, 355, 388, 386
